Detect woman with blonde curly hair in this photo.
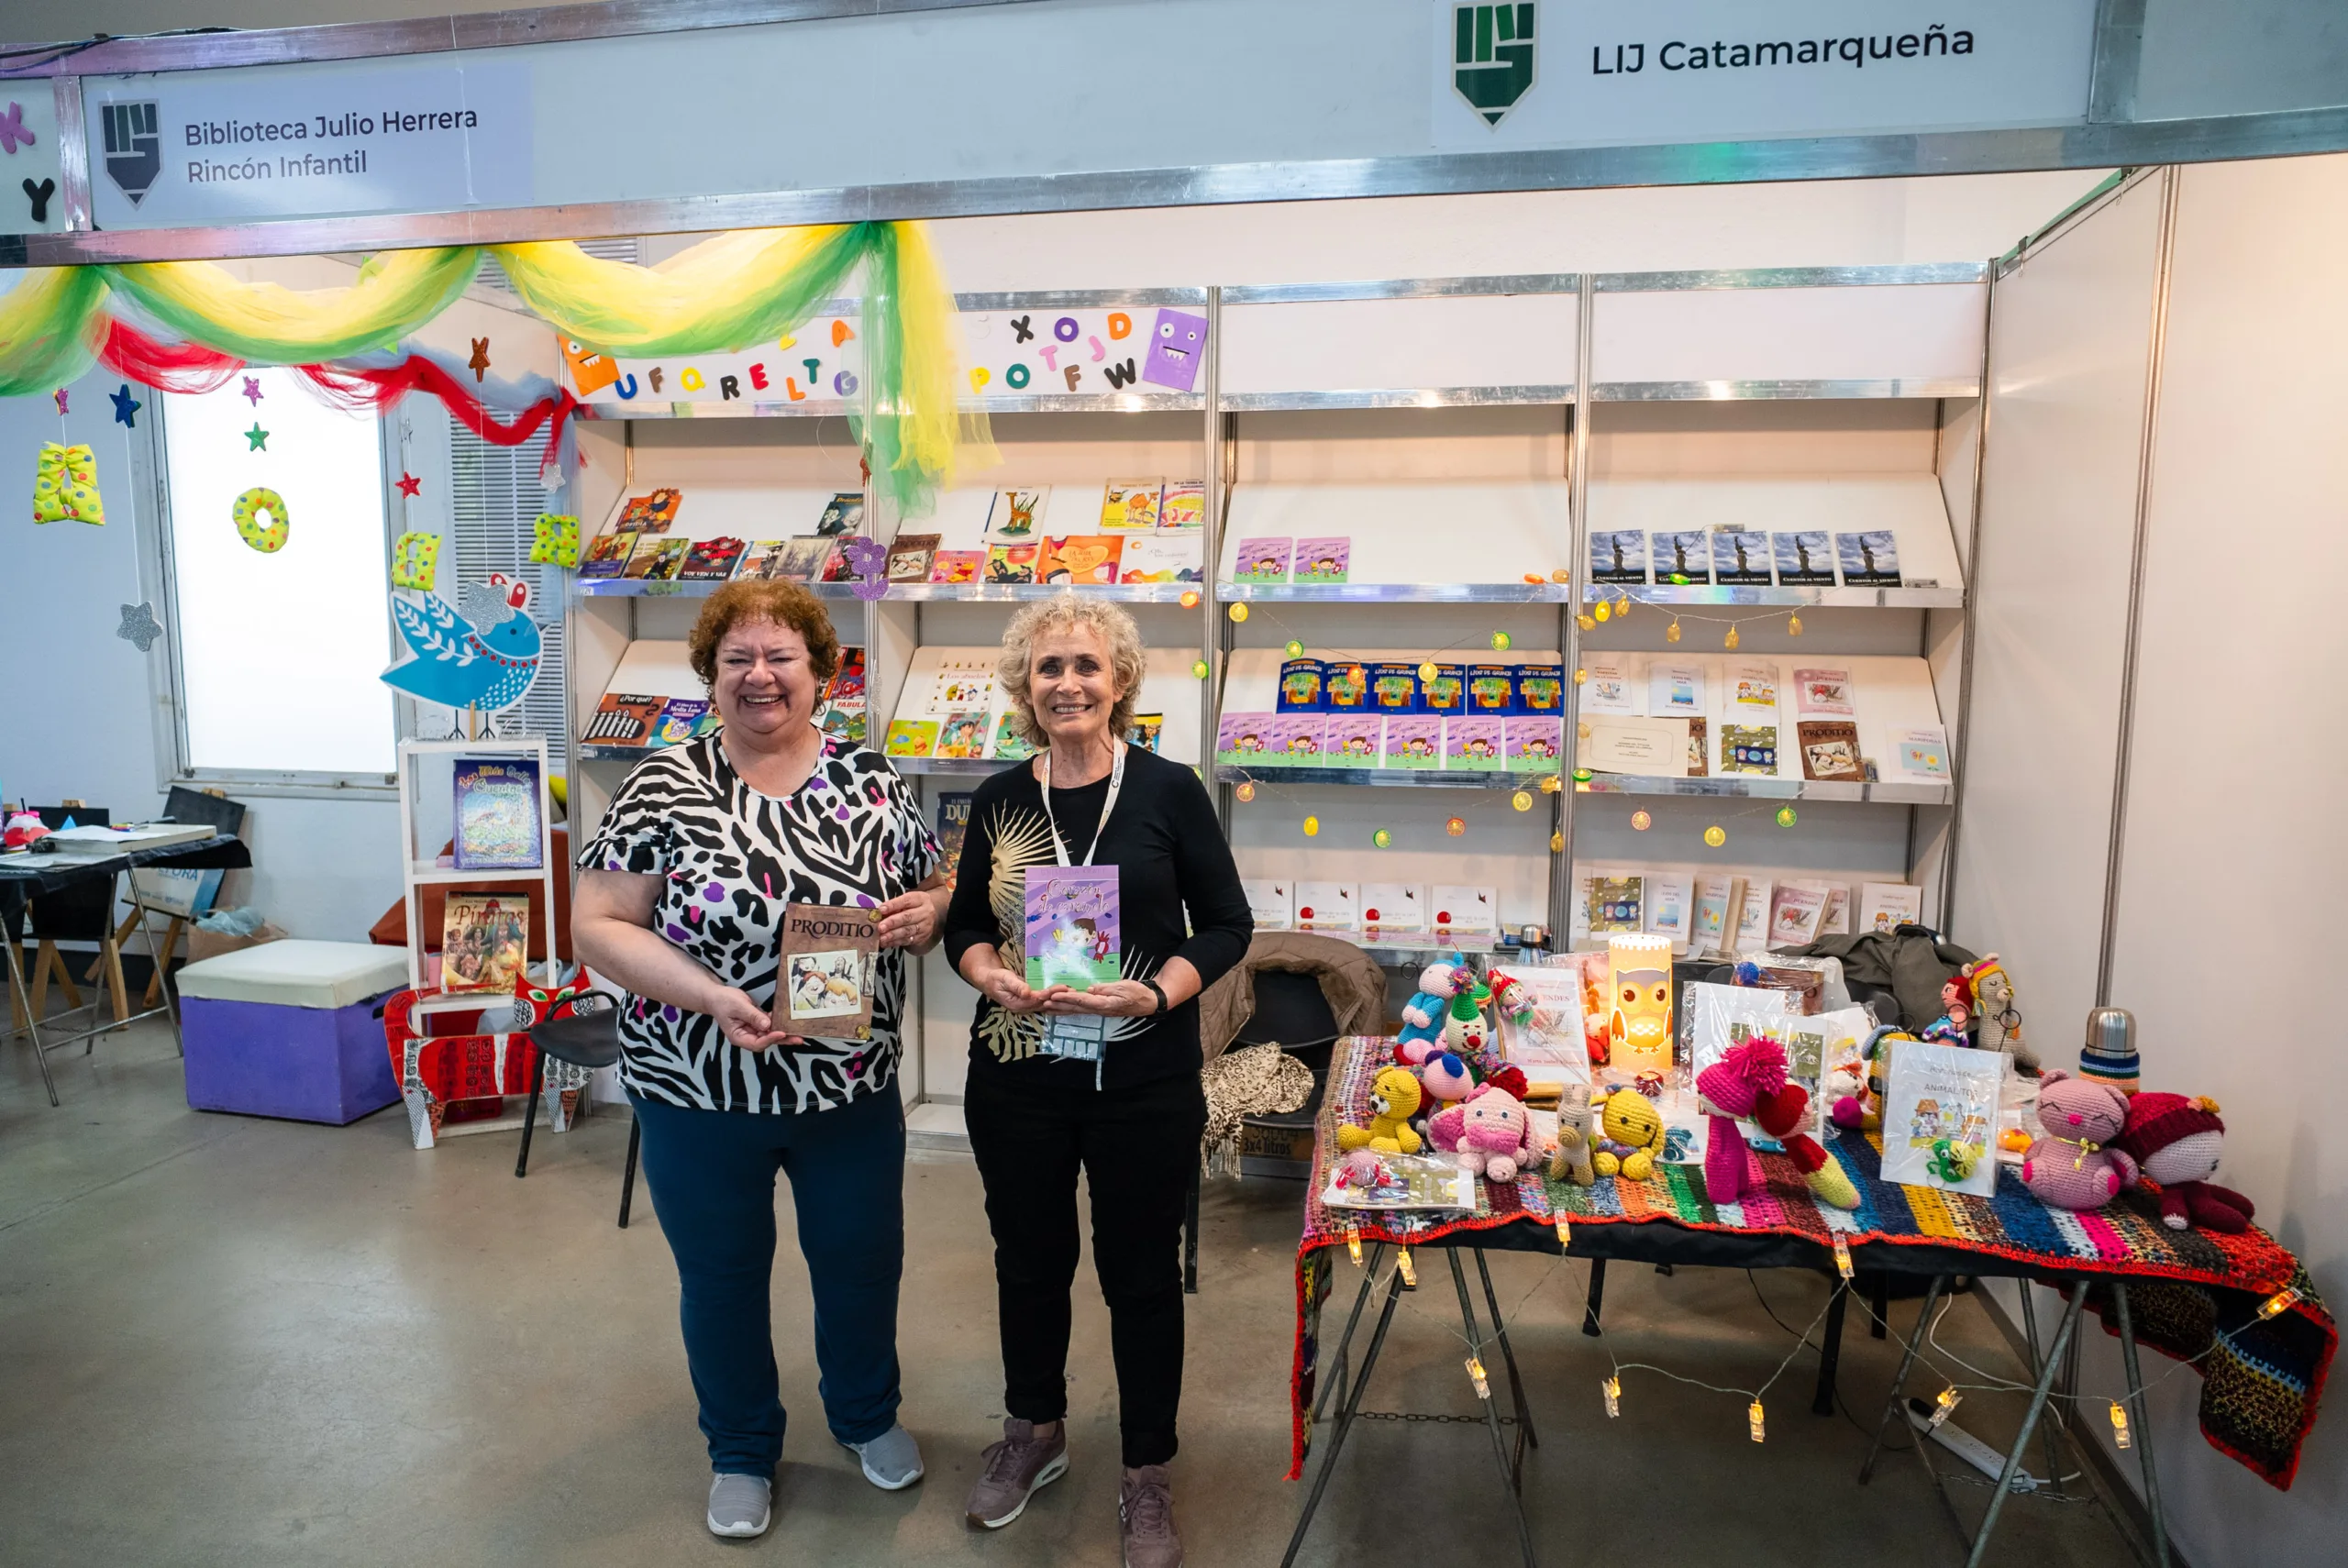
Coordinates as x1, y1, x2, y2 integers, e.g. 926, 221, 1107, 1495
941, 595, 1251, 1564
573, 579, 948, 1539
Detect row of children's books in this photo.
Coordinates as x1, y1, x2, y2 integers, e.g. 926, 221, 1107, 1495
886, 710, 1165, 762
1218, 711, 1563, 771
584, 651, 867, 749
892, 531, 1202, 587
1242, 879, 1503, 939
981, 481, 1205, 538
1230, 536, 1352, 584
1571, 867, 1924, 956
1277, 657, 1563, 716
1589, 527, 1911, 588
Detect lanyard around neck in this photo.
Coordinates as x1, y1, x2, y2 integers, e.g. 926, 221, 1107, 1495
1038, 742, 1125, 867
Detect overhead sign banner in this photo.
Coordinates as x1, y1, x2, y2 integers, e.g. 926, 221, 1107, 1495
1432, 0, 2098, 149
84, 59, 531, 228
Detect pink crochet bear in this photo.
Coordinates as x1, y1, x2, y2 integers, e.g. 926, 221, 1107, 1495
2021, 1071, 2138, 1210
1430, 1082, 1535, 1184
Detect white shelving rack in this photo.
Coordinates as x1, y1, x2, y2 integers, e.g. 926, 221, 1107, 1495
393, 736, 562, 1005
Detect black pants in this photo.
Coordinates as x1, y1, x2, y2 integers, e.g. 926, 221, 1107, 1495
965, 1066, 1207, 1469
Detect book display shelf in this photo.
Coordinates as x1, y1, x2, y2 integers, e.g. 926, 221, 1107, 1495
393, 737, 562, 1006
559, 268, 1986, 1126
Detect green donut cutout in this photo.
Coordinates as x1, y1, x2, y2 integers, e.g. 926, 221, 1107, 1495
233, 486, 290, 553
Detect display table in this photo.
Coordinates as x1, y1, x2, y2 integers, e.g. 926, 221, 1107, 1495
1289, 1037, 2335, 1561
2, 834, 254, 1106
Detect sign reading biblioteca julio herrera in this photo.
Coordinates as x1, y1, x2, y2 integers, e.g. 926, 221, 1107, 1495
83, 59, 531, 228
1433, 0, 2097, 148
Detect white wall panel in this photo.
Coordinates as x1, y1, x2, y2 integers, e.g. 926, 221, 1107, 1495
2095, 154, 2348, 1566
1593, 284, 1986, 386
1953, 175, 2163, 1050
1220, 295, 1576, 397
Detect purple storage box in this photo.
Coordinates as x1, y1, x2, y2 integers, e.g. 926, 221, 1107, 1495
177, 940, 411, 1124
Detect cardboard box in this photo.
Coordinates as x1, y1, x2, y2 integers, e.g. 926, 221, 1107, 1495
185, 922, 287, 966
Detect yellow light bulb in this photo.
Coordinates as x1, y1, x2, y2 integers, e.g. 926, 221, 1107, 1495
1550, 831, 1565, 854
1615, 597, 1633, 619
1631, 810, 1651, 832
1191, 658, 1210, 679
1490, 630, 1512, 652
1234, 780, 1256, 803
1666, 620, 1681, 644
1704, 824, 1727, 847
1228, 602, 1249, 623
1570, 767, 1592, 784
1748, 1400, 1766, 1443
1540, 773, 1563, 793
1284, 639, 1304, 658
1776, 805, 1798, 829
1372, 827, 1392, 849
1180, 590, 1200, 609
1788, 613, 1803, 636
1602, 1375, 1621, 1418
1592, 602, 1611, 624
1576, 614, 1597, 632
1512, 790, 1533, 812
1550, 568, 1572, 584
1417, 661, 1438, 682
1724, 625, 1740, 650
1301, 815, 1319, 837
1574, 668, 1588, 684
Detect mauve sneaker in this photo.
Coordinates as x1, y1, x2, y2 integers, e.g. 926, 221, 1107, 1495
963, 1418, 1069, 1529
1119, 1464, 1182, 1568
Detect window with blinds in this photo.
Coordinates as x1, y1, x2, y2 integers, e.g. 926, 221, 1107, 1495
447, 420, 568, 746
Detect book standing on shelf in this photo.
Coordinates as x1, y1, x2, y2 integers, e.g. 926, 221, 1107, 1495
885, 534, 939, 583
1651, 530, 1710, 584
985, 543, 1040, 584
936, 793, 974, 886
1158, 480, 1206, 530
1431, 886, 1499, 939
580, 532, 637, 578
1711, 529, 1774, 585
652, 699, 718, 746
626, 537, 689, 580
1589, 875, 1645, 935
1796, 721, 1865, 781
1036, 536, 1123, 586
1361, 882, 1425, 936
929, 549, 984, 585
1835, 530, 1901, 585
1242, 878, 1293, 930
1859, 881, 1924, 933
586, 693, 664, 745
1116, 534, 1203, 583
934, 712, 989, 759
1292, 882, 1358, 933
1124, 713, 1164, 753
738, 539, 791, 580
1293, 537, 1350, 583
884, 719, 939, 757
988, 489, 1048, 539
1774, 531, 1836, 586
1231, 537, 1291, 583
781, 903, 877, 1038
1099, 480, 1162, 532
680, 536, 746, 580
1590, 530, 1648, 584
441, 893, 528, 995
814, 492, 865, 536
819, 647, 867, 745
772, 536, 833, 582
451, 756, 543, 870
1326, 712, 1380, 766
1383, 715, 1443, 768
617, 489, 681, 532
818, 541, 858, 582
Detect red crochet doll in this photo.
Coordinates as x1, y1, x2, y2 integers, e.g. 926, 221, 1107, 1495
2115, 1093, 2255, 1234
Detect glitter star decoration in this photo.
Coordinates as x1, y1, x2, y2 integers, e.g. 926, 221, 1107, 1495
241, 376, 264, 405
116, 601, 163, 653
52, 388, 66, 415
244, 422, 270, 451
109, 383, 141, 427
395, 472, 422, 498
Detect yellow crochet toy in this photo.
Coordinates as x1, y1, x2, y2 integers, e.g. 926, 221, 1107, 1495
1338, 1066, 1425, 1155
1590, 1087, 1666, 1182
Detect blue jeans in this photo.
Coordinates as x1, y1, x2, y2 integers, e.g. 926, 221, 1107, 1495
631, 1088, 905, 1474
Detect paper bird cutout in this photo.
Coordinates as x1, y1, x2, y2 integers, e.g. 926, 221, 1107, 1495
381, 574, 541, 712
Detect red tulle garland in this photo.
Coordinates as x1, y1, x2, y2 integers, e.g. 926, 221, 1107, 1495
95, 316, 578, 473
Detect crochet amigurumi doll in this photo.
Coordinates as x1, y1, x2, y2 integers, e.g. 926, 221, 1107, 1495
2115, 1092, 2255, 1233
1548, 1085, 1597, 1186
1696, 1036, 1860, 1209
1338, 1066, 1424, 1156
1432, 1082, 1536, 1184
1590, 1085, 1667, 1182
2020, 1071, 2138, 1210
1396, 961, 1468, 1065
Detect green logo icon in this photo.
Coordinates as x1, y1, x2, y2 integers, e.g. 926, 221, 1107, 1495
1454, 4, 1536, 127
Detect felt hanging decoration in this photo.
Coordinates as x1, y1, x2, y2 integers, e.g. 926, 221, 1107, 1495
395, 472, 422, 498
32, 441, 102, 524
469, 337, 492, 381
240, 375, 263, 405
243, 421, 269, 450
109, 383, 140, 425
392, 531, 441, 591
233, 486, 290, 552
116, 601, 162, 652
51, 388, 66, 414
381, 573, 542, 713
528, 513, 581, 568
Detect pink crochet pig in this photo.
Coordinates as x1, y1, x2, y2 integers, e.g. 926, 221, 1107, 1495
1433, 1082, 1535, 1184
2021, 1071, 2139, 1210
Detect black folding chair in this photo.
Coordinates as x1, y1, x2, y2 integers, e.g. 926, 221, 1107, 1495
515, 994, 642, 1228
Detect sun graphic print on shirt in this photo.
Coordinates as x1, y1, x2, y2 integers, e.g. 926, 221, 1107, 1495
577, 734, 938, 1113
977, 802, 1157, 1066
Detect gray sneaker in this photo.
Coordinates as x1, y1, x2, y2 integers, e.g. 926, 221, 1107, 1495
706, 1472, 771, 1539
964, 1418, 1069, 1529
840, 1422, 925, 1490
1119, 1465, 1181, 1568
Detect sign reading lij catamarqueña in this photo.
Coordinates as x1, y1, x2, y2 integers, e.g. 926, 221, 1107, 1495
1432, 0, 2096, 149
83, 59, 532, 228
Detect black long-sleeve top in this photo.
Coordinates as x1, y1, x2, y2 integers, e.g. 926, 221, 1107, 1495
942, 745, 1254, 1090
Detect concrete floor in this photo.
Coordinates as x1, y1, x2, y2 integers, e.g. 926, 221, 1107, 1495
2, 1018, 2145, 1567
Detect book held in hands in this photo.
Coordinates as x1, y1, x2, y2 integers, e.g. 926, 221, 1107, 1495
781, 903, 877, 1039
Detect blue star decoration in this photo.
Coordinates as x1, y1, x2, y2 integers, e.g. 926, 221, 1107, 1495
116, 601, 163, 653
110, 383, 141, 427
245, 422, 269, 451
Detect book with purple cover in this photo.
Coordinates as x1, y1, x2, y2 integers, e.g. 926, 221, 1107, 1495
1446, 715, 1506, 771
1265, 713, 1327, 766
1231, 537, 1292, 583
1383, 714, 1444, 769
1024, 866, 1122, 990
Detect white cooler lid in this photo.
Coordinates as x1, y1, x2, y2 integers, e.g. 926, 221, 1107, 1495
178, 940, 410, 1010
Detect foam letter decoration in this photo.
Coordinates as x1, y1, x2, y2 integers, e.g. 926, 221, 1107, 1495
718, 375, 741, 401
529, 513, 581, 568
1107, 312, 1132, 340
392, 530, 441, 590
1064, 364, 1081, 392
1053, 316, 1080, 342
1005, 362, 1031, 389
802, 358, 822, 387
786, 377, 806, 402
834, 370, 858, 396
678, 367, 705, 392
1089, 335, 1106, 361
969, 367, 991, 393
33, 441, 103, 525
831, 318, 855, 347
748, 362, 770, 390
1038, 344, 1060, 370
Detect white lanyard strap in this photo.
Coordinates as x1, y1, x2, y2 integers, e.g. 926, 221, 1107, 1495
1038, 742, 1125, 867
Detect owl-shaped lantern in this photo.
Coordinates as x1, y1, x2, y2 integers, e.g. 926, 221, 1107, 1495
1606, 933, 1676, 1077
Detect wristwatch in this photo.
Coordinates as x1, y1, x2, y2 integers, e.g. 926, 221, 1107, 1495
1143, 979, 1168, 1016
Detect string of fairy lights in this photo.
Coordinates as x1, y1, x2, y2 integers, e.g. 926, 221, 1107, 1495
1212, 592, 1818, 854
1322, 1219, 2306, 1452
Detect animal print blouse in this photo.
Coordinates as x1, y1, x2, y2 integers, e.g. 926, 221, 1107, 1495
577, 733, 938, 1114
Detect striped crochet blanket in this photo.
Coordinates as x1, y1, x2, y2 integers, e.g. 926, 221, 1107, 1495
1291, 1037, 2334, 1489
